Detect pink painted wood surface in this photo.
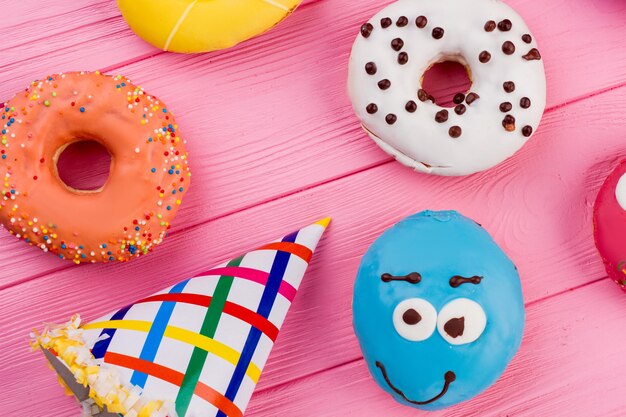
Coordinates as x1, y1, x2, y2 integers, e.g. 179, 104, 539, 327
246, 279, 626, 417
2, 0, 626, 416
3, 0, 626, 283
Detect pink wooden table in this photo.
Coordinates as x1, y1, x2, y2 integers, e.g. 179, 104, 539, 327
2, 0, 626, 415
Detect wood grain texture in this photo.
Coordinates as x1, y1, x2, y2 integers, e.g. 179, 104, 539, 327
3, 0, 626, 104
247, 279, 626, 417
3, 0, 626, 283
2, 0, 626, 416
2, 78, 624, 286
3, 85, 626, 416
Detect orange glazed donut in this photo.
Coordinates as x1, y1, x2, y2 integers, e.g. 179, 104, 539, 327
0, 72, 191, 263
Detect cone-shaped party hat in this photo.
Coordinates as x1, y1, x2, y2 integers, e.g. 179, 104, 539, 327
33, 218, 330, 417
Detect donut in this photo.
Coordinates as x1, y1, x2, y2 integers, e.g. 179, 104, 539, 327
594, 161, 626, 290
0, 72, 191, 263
353, 210, 524, 410
117, 0, 302, 53
33, 219, 330, 417
347, 0, 546, 176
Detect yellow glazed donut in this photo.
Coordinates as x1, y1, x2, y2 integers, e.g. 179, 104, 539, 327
117, 0, 302, 53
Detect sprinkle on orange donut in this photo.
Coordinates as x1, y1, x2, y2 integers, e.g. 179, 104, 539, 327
0, 71, 191, 264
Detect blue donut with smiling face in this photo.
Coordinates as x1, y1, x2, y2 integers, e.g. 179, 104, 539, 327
353, 210, 524, 411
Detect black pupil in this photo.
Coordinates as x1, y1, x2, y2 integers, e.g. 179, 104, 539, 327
444, 316, 465, 338
402, 308, 422, 325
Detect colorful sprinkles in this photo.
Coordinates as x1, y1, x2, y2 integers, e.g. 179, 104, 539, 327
0, 71, 191, 264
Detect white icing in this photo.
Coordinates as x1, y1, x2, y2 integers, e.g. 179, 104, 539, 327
616, 173, 626, 211
393, 298, 437, 341
437, 298, 486, 345
348, 0, 547, 176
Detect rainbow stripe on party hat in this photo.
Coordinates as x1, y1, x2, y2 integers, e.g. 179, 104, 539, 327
32, 218, 330, 417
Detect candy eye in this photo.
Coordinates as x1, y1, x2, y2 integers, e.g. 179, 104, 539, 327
437, 298, 486, 345
616, 173, 626, 211
393, 298, 437, 341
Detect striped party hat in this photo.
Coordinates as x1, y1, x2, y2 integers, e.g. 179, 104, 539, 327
33, 218, 330, 417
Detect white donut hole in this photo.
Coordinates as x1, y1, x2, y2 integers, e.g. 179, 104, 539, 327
616, 173, 626, 211
393, 298, 437, 341
421, 58, 472, 108
437, 298, 486, 345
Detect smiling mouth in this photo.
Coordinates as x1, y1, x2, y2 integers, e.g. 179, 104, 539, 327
375, 361, 456, 405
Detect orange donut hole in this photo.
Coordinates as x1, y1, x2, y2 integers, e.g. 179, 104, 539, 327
56, 140, 111, 192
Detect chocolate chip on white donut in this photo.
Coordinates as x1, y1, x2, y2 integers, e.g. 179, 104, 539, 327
348, 0, 546, 176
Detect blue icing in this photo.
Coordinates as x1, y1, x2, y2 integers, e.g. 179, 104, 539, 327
353, 210, 524, 410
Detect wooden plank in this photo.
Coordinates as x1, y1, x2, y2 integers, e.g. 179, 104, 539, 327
246, 278, 626, 417
3, 0, 626, 107
2, 1, 626, 415
3, 0, 626, 284
0, 84, 622, 410
4, 0, 113, 29
2, 78, 624, 286
0, 0, 322, 100
3, 0, 320, 49
3, 274, 620, 415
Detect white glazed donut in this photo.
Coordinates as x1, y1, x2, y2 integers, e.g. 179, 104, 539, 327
347, 0, 546, 176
